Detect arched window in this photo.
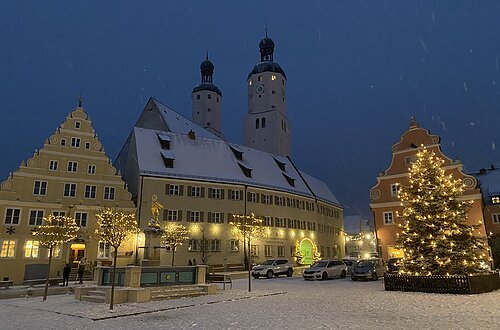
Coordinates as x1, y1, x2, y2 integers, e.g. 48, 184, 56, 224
262, 117, 266, 128
256, 118, 260, 129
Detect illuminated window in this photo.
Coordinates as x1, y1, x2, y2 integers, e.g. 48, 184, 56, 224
29, 210, 44, 226
271, 75, 276, 81
257, 76, 262, 82
249, 80, 252, 86
47, 245, 61, 258
0, 240, 16, 258
265, 245, 272, 257
383, 212, 394, 225
493, 214, 500, 224
25, 240, 40, 258
98, 241, 111, 258
492, 197, 500, 204
229, 240, 239, 252
250, 245, 258, 256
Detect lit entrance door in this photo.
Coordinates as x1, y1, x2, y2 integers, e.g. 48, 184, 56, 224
70, 243, 86, 268
299, 239, 314, 265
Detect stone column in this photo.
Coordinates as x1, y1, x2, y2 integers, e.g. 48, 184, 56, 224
143, 228, 163, 266
196, 265, 208, 285
124, 266, 142, 288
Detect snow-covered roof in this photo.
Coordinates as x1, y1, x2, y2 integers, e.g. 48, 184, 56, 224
131, 127, 340, 206
153, 99, 219, 140
475, 170, 500, 196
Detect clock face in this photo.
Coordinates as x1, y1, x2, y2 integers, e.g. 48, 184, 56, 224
256, 85, 265, 94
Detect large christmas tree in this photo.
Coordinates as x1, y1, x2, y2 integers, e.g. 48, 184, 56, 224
397, 147, 488, 276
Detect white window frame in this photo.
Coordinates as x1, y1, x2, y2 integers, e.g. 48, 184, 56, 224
264, 245, 272, 257
49, 160, 58, 171
231, 190, 241, 200
211, 188, 222, 199
24, 240, 40, 258
264, 216, 273, 227
75, 121, 81, 129
250, 245, 258, 257
71, 137, 81, 148
85, 142, 91, 149
211, 212, 221, 223
75, 212, 88, 227
189, 211, 201, 222
263, 194, 271, 204
28, 210, 44, 226
210, 239, 221, 252
52, 211, 65, 217
188, 239, 199, 252
33, 180, 48, 196
191, 186, 201, 197
249, 192, 257, 203
87, 165, 96, 175
277, 245, 285, 257
229, 239, 239, 252
104, 187, 115, 200
169, 184, 180, 196
67, 161, 78, 172
383, 211, 394, 225
63, 183, 77, 197
4, 208, 21, 225
0, 239, 17, 258
84, 185, 96, 199
47, 244, 61, 258
492, 214, 500, 224
167, 210, 178, 221
391, 184, 399, 197
98, 241, 111, 259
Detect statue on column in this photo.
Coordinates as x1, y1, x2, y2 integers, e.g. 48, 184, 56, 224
147, 195, 163, 231
143, 195, 164, 265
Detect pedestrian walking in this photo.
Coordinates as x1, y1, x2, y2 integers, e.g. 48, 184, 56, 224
188, 259, 193, 266
192, 258, 197, 266
62, 263, 71, 286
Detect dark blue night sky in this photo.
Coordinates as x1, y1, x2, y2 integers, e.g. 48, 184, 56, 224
1, 1, 499, 217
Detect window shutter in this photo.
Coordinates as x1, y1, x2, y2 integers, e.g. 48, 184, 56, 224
228, 213, 233, 223
228, 189, 233, 200
221, 189, 225, 199
187, 186, 192, 197
187, 211, 191, 222
163, 209, 168, 221
178, 210, 183, 221
261, 194, 265, 203
201, 187, 205, 198
239, 190, 243, 200
165, 184, 170, 195
207, 212, 212, 223
247, 192, 252, 202
179, 185, 184, 196
274, 196, 278, 204
270, 195, 274, 205
256, 193, 260, 203
208, 188, 213, 198
200, 211, 204, 222
221, 212, 225, 223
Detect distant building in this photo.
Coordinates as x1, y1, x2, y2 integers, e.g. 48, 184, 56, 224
473, 166, 500, 267
343, 215, 376, 259
0, 105, 135, 284
369, 118, 486, 260
116, 35, 343, 267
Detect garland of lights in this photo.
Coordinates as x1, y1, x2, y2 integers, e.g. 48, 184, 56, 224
94, 208, 139, 250
161, 223, 190, 249
396, 146, 490, 276
32, 215, 80, 248
229, 213, 267, 240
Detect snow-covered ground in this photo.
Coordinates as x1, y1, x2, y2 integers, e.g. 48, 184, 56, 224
1, 276, 499, 329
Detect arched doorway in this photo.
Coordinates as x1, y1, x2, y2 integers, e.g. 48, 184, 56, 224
299, 238, 314, 265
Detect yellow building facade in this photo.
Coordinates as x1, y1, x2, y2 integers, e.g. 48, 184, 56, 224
0, 105, 135, 284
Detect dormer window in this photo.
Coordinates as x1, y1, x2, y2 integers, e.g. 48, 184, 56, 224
274, 158, 286, 172
237, 163, 252, 178
229, 145, 243, 161
157, 133, 171, 149
161, 150, 175, 168
283, 173, 295, 187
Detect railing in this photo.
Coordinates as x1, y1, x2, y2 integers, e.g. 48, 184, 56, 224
384, 272, 500, 294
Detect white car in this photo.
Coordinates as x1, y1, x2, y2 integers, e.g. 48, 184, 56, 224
252, 259, 294, 279
303, 260, 347, 280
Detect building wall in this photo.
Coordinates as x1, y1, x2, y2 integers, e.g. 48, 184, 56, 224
0, 107, 136, 284
137, 176, 343, 266
191, 89, 222, 138
370, 121, 486, 260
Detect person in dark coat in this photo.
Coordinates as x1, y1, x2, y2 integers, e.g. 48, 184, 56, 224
188, 259, 193, 266
192, 258, 197, 266
62, 263, 71, 287
77, 257, 86, 284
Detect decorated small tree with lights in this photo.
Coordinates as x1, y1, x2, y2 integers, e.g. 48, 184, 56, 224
32, 215, 80, 301
94, 208, 138, 310
397, 147, 488, 276
161, 223, 190, 266
230, 213, 267, 292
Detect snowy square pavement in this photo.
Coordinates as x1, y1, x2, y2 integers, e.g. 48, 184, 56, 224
0, 276, 499, 329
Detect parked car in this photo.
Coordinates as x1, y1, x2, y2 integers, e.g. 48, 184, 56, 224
303, 260, 347, 280
341, 258, 357, 275
252, 259, 294, 279
387, 257, 403, 273
351, 258, 387, 281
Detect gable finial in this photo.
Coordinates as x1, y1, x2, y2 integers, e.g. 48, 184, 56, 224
77, 92, 83, 108
205, 50, 209, 61
265, 22, 268, 37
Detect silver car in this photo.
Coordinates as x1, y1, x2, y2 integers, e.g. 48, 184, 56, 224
303, 260, 347, 280
252, 259, 294, 279
351, 258, 387, 281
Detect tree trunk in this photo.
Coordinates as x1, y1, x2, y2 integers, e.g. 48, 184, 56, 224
43, 247, 53, 301
247, 237, 251, 292
110, 247, 118, 310
171, 247, 175, 266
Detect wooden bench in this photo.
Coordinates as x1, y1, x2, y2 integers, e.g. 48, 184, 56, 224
0, 280, 13, 289
23, 278, 62, 287
206, 274, 232, 290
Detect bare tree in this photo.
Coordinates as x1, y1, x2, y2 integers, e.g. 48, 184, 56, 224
32, 215, 79, 301
161, 223, 190, 266
94, 208, 138, 310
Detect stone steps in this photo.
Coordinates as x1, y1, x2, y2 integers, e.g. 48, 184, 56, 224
80, 289, 106, 303
150, 286, 207, 301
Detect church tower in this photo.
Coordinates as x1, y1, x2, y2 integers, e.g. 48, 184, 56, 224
192, 53, 223, 138
243, 33, 290, 157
